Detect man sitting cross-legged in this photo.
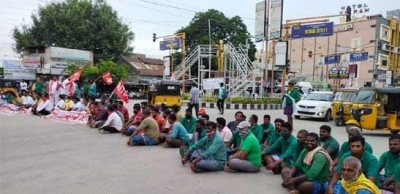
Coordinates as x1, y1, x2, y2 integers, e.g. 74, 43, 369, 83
181, 121, 227, 173
263, 122, 298, 174
163, 114, 190, 148
225, 121, 262, 173
285, 133, 332, 194
127, 109, 160, 146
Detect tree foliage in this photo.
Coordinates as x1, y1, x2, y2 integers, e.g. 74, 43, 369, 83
174, 9, 256, 75
66, 60, 128, 83
12, 0, 134, 60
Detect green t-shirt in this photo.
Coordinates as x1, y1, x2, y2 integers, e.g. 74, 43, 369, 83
379, 151, 400, 177
395, 163, 400, 182
34, 82, 44, 94
339, 141, 373, 158
240, 132, 262, 167
264, 135, 298, 166
189, 134, 227, 166
336, 152, 379, 184
285, 89, 301, 105
265, 128, 281, 145
83, 83, 90, 94
261, 123, 275, 143
320, 136, 340, 160
180, 116, 197, 134
250, 124, 264, 143
229, 131, 242, 149
294, 149, 330, 182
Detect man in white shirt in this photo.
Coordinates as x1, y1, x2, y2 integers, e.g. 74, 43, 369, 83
71, 97, 84, 111
20, 80, 28, 92
99, 105, 123, 134
61, 77, 70, 96
21, 92, 34, 108
55, 95, 66, 110
34, 93, 53, 115
216, 117, 233, 147
49, 76, 61, 105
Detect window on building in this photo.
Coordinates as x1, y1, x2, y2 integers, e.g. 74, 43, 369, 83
379, 54, 389, 69
380, 25, 390, 41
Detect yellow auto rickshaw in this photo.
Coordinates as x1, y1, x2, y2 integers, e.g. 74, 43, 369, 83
345, 87, 400, 134
0, 79, 20, 104
147, 80, 181, 108
332, 88, 358, 126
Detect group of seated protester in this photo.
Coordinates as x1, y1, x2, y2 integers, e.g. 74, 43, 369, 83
87, 103, 400, 194
4, 91, 90, 116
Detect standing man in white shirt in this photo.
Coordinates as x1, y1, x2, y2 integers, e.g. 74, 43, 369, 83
48, 76, 61, 105
189, 83, 200, 118
99, 105, 123, 134
61, 77, 70, 96
34, 93, 53, 115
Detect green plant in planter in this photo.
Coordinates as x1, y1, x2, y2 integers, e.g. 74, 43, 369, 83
181, 93, 190, 100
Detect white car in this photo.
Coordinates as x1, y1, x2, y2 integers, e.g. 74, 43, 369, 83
294, 91, 334, 121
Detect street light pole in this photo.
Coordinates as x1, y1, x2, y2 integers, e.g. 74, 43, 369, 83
208, 19, 212, 80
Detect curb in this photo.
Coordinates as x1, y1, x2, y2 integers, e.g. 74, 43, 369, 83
183, 102, 283, 110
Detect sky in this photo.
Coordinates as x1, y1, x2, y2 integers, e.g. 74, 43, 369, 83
0, 0, 398, 60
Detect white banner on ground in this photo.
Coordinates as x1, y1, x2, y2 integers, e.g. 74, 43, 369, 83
43, 109, 89, 124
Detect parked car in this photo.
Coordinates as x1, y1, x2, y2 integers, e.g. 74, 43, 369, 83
129, 92, 142, 99
294, 91, 335, 121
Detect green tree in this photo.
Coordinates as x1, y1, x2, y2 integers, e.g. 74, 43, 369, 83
173, 9, 256, 76
66, 60, 128, 83
12, 0, 134, 60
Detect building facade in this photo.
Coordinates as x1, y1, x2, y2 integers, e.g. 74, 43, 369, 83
21, 46, 93, 75
288, 14, 400, 87
387, 9, 400, 20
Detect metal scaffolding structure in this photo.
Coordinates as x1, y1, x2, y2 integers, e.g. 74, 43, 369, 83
169, 42, 257, 97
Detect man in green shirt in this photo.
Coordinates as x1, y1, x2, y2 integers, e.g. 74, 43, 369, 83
319, 125, 340, 161
260, 114, 274, 143
281, 129, 308, 186
180, 108, 197, 134
82, 81, 90, 98
327, 135, 380, 194
248, 114, 263, 143
395, 163, 400, 192
262, 118, 284, 149
181, 121, 227, 173
225, 121, 261, 173
378, 134, 400, 192
33, 77, 44, 95
263, 122, 298, 174
283, 80, 301, 127
285, 133, 331, 194
334, 126, 373, 166
179, 119, 206, 157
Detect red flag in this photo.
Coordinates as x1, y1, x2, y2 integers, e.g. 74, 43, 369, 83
102, 71, 113, 85
69, 68, 82, 82
113, 79, 129, 103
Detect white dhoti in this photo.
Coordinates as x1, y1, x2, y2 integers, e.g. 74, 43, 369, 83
50, 92, 59, 105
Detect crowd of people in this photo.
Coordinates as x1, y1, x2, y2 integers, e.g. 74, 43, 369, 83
2, 78, 400, 194
83, 98, 399, 194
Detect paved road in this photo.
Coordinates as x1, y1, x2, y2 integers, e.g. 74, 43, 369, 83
0, 100, 391, 194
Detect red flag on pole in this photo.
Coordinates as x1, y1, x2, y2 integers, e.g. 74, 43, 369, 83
67, 68, 82, 96
68, 68, 82, 82
102, 71, 113, 85
113, 79, 129, 103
